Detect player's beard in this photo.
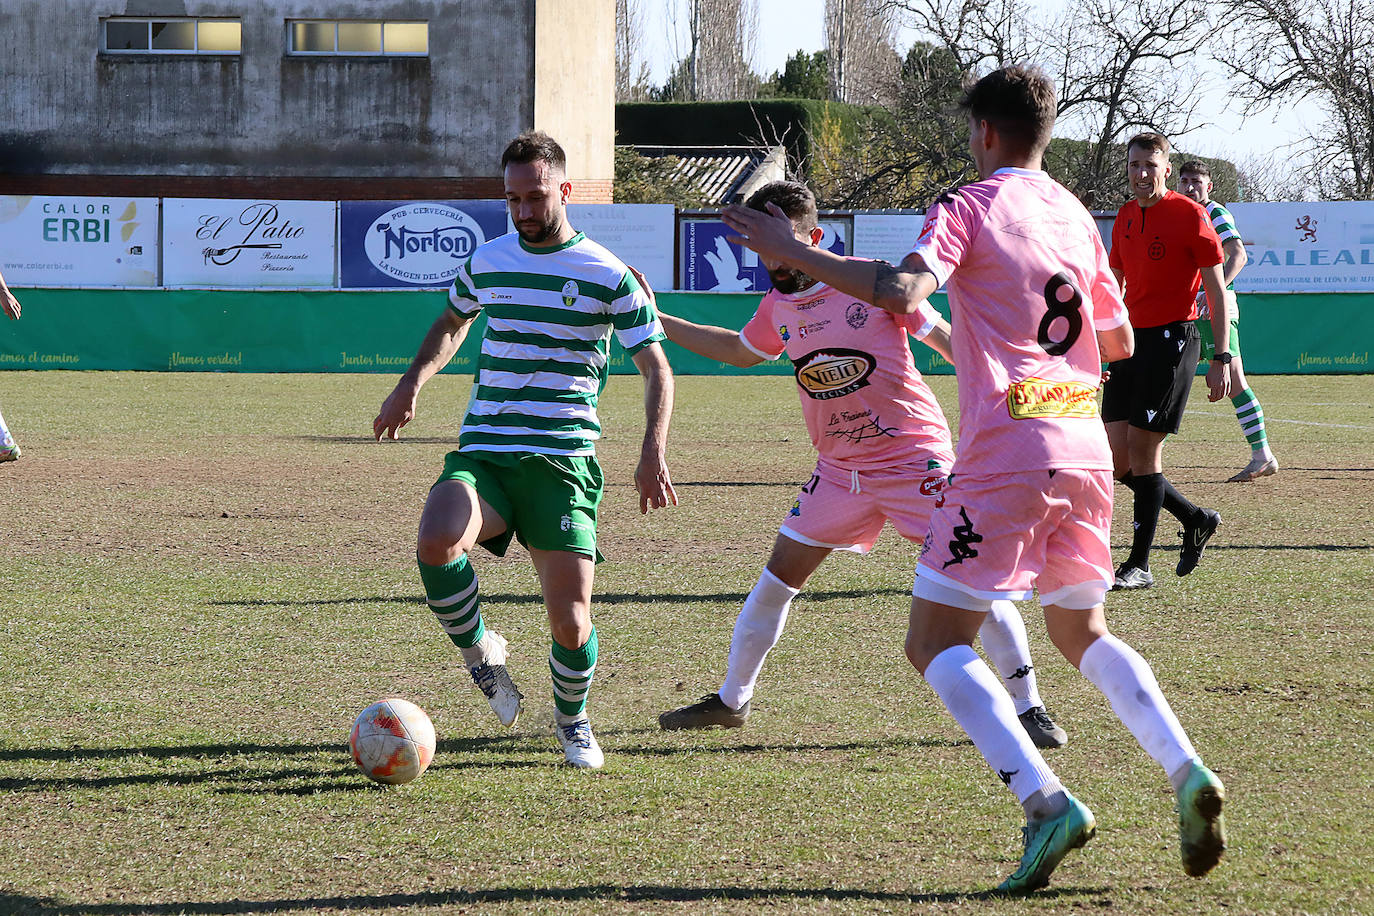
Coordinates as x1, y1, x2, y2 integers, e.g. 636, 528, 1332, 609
770, 267, 816, 294
517, 212, 563, 244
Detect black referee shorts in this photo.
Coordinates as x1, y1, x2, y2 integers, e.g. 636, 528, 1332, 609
1101, 320, 1201, 434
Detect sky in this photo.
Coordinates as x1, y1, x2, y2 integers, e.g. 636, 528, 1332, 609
638, 0, 1312, 165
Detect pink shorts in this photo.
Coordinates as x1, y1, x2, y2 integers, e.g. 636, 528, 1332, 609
780, 459, 950, 553
916, 469, 1113, 605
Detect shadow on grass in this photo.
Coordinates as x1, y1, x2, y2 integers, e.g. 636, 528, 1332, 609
0, 734, 545, 793
0, 884, 1108, 914
208, 587, 914, 609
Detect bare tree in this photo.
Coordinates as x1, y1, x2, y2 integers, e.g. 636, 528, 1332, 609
616, 0, 653, 102
825, 0, 902, 105
664, 0, 762, 100
1218, 0, 1374, 199
891, 0, 1214, 205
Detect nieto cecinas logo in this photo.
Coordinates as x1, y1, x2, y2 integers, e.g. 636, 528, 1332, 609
363, 204, 487, 284
794, 348, 875, 400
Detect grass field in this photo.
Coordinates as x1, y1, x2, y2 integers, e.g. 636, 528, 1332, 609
0, 370, 1371, 915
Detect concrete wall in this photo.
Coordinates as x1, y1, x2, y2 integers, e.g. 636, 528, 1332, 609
533, 0, 614, 201
0, 0, 555, 188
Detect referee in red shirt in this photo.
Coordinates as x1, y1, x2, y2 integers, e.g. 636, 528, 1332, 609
1104, 133, 1231, 589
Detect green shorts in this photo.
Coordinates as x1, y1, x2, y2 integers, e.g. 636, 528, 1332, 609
435, 450, 603, 558
1197, 315, 1242, 361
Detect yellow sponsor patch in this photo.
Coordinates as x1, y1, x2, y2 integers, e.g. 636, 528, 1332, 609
1007, 377, 1099, 420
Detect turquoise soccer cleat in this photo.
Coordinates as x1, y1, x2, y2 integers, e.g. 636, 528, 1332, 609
997, 792, 1097, 893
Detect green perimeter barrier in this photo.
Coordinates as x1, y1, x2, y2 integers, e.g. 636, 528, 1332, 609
0, 288, 1368, 374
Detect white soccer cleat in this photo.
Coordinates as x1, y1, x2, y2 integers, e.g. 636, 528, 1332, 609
0, 430, 19, 463
553, 712, 604, 769
1227, 455, 1278, 483
467, 631, 523, 728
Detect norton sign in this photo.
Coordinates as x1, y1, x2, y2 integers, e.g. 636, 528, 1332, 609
340, 200, 509, 289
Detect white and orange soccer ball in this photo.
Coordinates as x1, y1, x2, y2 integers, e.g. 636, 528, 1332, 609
349, 698, 436, 785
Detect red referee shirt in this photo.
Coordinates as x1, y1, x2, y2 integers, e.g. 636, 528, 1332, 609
1109, 190, 1222, 329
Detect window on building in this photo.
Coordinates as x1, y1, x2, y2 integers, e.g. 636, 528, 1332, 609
102, 18, 242, 54
287, 20, 428, 56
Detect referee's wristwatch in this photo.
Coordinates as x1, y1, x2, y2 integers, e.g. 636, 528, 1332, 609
1211, 351, 1233, 364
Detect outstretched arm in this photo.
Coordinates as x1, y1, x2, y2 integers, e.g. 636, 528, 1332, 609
721, 203, 937, 313
0, 268, 20, 320
627, 264, 763, 368
631, 342, 677, 514
373, 308, 474, 441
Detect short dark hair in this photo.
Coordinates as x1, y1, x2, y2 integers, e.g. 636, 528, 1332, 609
501, 130, 567, 173
1127, 132, 1171, 158
1178, 160, 1210, 179
959, 66, 1056, 156
744, 180, 818, 231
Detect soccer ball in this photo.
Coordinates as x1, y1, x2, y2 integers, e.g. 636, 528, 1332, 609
349, 698, 436, 785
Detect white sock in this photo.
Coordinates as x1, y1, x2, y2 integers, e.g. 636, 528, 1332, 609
1079, 633, 1197, 777
924, 645, 1061, 803
978, 600, 1043, 715
718, 568, 799, 709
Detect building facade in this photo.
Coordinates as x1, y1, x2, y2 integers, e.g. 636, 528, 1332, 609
0, 0, 614, 201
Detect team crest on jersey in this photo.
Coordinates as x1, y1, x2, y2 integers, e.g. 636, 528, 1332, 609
562, 280, 580, 307
793, 348, 875, 400
1148, 240, 1166, 260
845, 302, 868, 328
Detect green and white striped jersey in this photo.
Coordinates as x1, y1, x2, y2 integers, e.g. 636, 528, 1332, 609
1205, 200, 1241, 245
448, 231, 665, 456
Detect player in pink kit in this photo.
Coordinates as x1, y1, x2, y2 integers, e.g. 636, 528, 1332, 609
655, 181, 1068, 749
722, 69, 1225, 893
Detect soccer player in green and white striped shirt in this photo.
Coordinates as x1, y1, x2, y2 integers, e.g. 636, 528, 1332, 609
374, 132, 678, 769
1179, 161, 1279, 482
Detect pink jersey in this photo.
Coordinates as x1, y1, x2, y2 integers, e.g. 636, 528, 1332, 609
739, 275, 954, 471
908, 168, 1128, 474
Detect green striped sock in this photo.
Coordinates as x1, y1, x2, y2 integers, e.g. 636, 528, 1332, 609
417, 554, 485, 649
550, 628, 598, 717
1231, 388, 1269, 450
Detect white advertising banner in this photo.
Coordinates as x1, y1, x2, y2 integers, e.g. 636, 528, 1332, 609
0, 195, 158, 287
1228, 201, 1374, 292
163, 199, 337, 287
853, 213, 926, 265
567, 204, 676, 292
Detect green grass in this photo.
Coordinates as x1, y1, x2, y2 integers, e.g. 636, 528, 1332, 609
0, 371, 1371, 915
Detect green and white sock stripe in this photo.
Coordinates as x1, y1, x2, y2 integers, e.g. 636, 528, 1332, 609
1231, 388, 1269, 449
417, 554, 485, 649
549, 628, 598, 717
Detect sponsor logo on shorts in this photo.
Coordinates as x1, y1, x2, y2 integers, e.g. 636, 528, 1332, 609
942, 506, 983, 568
845, 302, 868, 328
1007, 377, 1099, 420
562, 280, 580, 308
919, 475, 945, 497
788, 498, 801, 518
794, 348, 875, 400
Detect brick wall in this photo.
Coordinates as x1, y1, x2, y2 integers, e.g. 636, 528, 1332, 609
570, 179, 613, 204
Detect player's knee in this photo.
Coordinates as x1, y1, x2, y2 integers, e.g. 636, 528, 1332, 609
416, 531, 467, 567
549, 611, 592, 650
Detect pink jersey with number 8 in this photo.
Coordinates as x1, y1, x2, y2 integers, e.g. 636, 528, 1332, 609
908, 167, 1128, 475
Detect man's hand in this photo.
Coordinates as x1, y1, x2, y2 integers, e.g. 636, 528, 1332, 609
1, 287, 19, 320
634, 449, 677, 514
627, 265, 655, 306
374, 381, 420, 441
1205, 360, 1231, 402
721, 201, 800, 267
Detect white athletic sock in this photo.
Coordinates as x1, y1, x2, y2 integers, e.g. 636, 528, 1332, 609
718, 568, 799, 709
924, 645, 1061, 803
978, 600, 1043, 715
1079, 633, 1197, 777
